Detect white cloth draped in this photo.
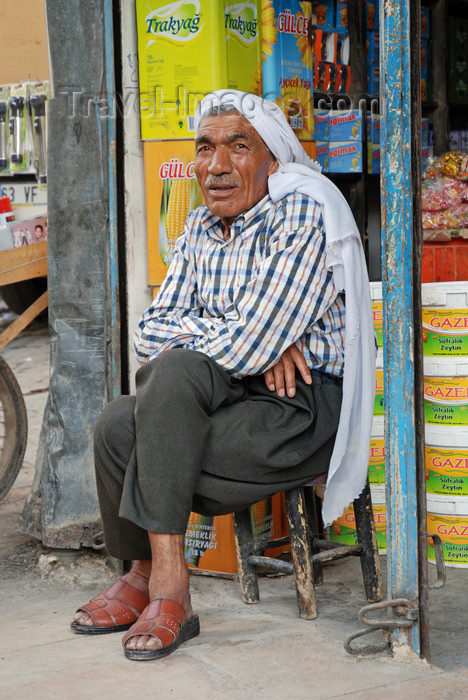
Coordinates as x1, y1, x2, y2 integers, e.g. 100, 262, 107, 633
195, 90, 376, 526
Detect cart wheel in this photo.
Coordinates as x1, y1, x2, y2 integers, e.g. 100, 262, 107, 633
0, 355, 28, 502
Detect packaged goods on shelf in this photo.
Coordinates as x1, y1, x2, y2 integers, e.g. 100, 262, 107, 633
422, 152, 468, 242
311, 0, 334, 30
422, 146, 433, 174
262, 0, 314, 140
421, 38, 428, 101
335, 0, 347, 32
421, 6, 430, 38
313, 109, 362, 142
314, 110, 329, 140
368, 416, 385, 485
311, 28, 337, 63
0, 80, 49, 183
367, 143, 380, 174
422, 282, 468, 358
315, 140, 328, 170
135, 0, 262, 140
329, 485, 387, 553
366, 0, 379, 31
366, 113, 380, 144
374, 349, 384, 416
328, 109, 363, 140
367, 64, 380, 100
450, 131, 468, 151
421, 118, 429, 146
326, 140, 362, 173
366, 30, 379, 64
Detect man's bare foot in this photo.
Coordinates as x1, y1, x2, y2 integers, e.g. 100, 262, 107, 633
123, 569, 193, 652
72, 561, 151, 630
123, 533, 194, 654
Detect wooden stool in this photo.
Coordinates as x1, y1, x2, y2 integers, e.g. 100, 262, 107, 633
232, 479, 383, 619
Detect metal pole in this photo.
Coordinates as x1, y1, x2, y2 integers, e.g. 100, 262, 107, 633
103, 0, 121, 401
380, 0, 427, 655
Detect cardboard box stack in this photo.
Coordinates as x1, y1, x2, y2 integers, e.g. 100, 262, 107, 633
137, 0, 318, 286
314, 108, 363, 173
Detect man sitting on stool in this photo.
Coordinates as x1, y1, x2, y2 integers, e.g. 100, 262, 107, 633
71, 90, 375, 661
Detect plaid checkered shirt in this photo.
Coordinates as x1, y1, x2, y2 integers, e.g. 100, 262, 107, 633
134, 192, 345, 379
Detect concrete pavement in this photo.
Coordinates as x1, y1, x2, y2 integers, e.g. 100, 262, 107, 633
1, 318, 468, 699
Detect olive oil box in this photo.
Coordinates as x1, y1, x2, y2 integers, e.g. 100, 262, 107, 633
261, 0, 314, 139
136, 0, 262, 140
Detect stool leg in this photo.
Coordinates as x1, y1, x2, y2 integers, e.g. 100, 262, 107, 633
353, 481, 383, 603
285, 487, 318, 620
303, 486, 324, 585
232, 509, 260, 604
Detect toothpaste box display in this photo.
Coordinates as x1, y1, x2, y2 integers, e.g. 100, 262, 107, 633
262, 0, 314, 139
135, 0, 262, 139
327, 141, 363, 172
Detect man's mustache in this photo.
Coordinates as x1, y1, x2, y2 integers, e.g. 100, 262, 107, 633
205, 176, 239, 188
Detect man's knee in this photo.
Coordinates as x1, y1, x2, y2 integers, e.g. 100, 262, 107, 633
135, 349, 223, 397
94, 395, 136, 459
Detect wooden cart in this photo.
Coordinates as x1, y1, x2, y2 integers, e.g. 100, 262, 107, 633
0, 241, 47, 500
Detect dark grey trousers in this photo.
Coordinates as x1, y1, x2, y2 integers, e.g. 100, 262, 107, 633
94, 349, 342, 561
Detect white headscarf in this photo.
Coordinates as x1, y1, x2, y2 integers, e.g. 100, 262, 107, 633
195, 90, 376, 526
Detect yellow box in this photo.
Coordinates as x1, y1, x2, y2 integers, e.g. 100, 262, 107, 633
136, 0, 262, 139
184, 493, 289, 575
143, 140, 203, 285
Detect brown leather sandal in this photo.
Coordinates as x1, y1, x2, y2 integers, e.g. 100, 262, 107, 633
71, 577, 150, 634
122, 598, 200, 660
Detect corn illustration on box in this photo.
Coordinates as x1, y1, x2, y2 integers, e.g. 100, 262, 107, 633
135, 0, 262, 139
144, 140, 203, 285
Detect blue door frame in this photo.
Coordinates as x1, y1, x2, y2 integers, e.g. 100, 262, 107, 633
380, 0, 429, 657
